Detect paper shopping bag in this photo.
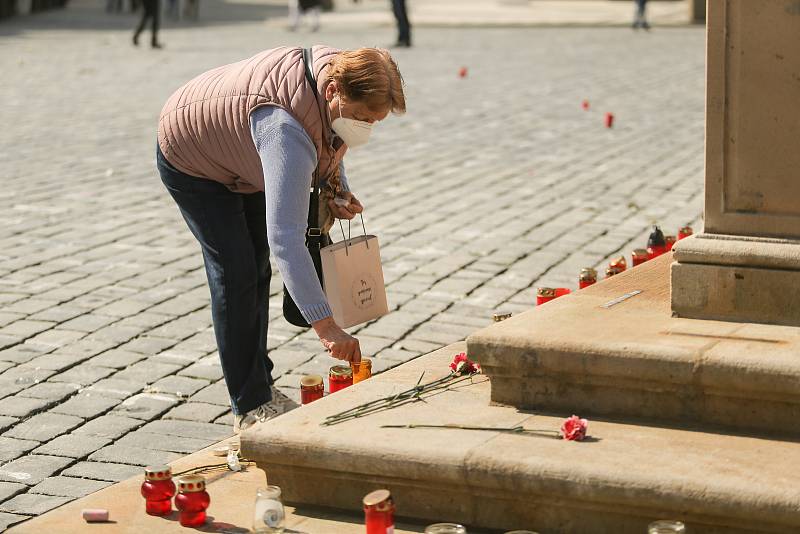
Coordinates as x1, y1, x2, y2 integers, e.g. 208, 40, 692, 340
320, 234, 389, 329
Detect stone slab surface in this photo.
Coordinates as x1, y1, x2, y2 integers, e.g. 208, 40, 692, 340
242, 343, 800, 533
7, 437, 450, 534
468, 253, 800, 437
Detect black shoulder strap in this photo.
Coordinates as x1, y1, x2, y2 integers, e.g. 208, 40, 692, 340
302, 47, 322, 244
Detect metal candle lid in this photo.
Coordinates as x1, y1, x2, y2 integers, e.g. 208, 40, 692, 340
579, 267, 597, 280
144, 465, 172, 481
176, 475, 206, 493
632, 248, 648, 259
363, 489, 392, 510
609, 256, 627, 270
300, 374, 323, 388
329, 365, 353, 378
537, 287, 556, 298
492, 311, 512, 322
679, 226, 693, 236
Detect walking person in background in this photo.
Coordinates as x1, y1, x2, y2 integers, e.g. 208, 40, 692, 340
391, 0, 411, 47
133, 0, 163, 48
289, 0, 321, 32
632, 0, 650, 30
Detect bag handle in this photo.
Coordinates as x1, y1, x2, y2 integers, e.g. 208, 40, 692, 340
302, 47, 322, 247
337, 214, 369, 256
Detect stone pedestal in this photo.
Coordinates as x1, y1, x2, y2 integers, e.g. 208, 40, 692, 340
671, 0, 800, 326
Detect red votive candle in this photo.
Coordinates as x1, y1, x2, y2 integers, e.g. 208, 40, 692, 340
647, 225, 668, 260
632, 248, 648, 267
364, 489, 395, 534
605, 112, 614, 128
141, 465, 175, 516
579, 268, 597, 289
300, 374, 324, 405
678, 226, 694, 240
328, 365, 353, 393
175, 475, 210, 528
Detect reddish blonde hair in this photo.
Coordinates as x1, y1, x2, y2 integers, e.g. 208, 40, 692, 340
328, 48, 406, 114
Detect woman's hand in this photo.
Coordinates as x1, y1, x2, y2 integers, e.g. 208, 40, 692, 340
328, 192, 364, 220
312, 317, 362, 363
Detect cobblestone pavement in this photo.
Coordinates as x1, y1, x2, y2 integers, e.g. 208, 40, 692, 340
0, 0, 705, 527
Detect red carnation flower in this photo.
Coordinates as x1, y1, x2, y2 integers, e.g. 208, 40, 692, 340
449, 352, 481, 376
560, 415, 588, 441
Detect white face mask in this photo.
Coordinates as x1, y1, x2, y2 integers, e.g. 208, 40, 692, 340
331, 95, 373, 149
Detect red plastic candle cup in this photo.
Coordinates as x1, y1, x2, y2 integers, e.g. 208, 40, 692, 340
606, 266, 624, 278
578, 268, 597, 289
678, 226, 694, 240
458, 67, 468, 78
175, 475, 210, 528
631, 248, 648, 267
141, 465, 175, 516
582, 99, 590, 111
605, 112, 614, 128
608, 255, 627, 273
554, 288, 571, 298
300, 374, 324, 405
665, 235, 676, 251
364, 489, 395, 534
328, 365, 353, 393
536, 287, 556, 306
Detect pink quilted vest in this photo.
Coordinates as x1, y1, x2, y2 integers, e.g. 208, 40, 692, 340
157, 46, 347, 194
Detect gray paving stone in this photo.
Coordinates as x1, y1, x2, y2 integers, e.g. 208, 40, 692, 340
0, 511, 27, 529
189, 381, 230, 406
178, 359, 224, 381
147, 375, 208, 398
0, 418, 19, 435
0, 482, 26, 502
116, 431, 219, 454
23, 329, 86, 350
0, 321, 55, 339
48, 365, 115, 386
3, 413, 83, 443
0, 396, 53, 419
32, 434, 112, 459
87, 349, 147, 369
49, 393, 121, 419
17, 382, 81, 402
19, 351, 91, 372
163, 402, 230, 423
119, 336, 178, 355
0, 437, 39, 464
56, 314, 118, 333
113, 361, 182, 384
88, 444, 182, 467
29, 476, 112, 498
0, 455, 74, 486
0, 344, 52, 365
0, 367, 56, 388
111, 393, 179, 421
83, 377, 144, 400
61, 461, 142, 483
72, 415, 143, 440
0, 493, 72, 515
139, 419, 232, 441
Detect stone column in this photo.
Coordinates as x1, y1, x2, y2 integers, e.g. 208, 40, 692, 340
689, 0, 706, 23
671, 0, 800, 327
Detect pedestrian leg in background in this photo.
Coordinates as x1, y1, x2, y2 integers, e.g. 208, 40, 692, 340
288, 0, 300, 31
391, 0, 411, 47
133, 0, 162, 47
633, 0, 649, 30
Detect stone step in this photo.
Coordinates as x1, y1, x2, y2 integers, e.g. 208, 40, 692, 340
469, 252, 800, 439
242, 343, 800, 533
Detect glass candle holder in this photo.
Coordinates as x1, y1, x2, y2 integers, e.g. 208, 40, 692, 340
425, 523, 467, 534
174, 475, 210, 527
578, 268, 597, 289
665, 235, 676, 251
609, 255, 627, 272
648, 520, 686, 533
140, 465, 175, 516
363, 489, 394, 534
253, 485, 285, 533
352, 358, 372, 384
632, 248, 649, 267
605, 266, 624, 278
300, 374, 324, 405
329, 365, 353, 393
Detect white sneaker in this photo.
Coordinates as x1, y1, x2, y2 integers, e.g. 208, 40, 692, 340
233, 386, 298, 432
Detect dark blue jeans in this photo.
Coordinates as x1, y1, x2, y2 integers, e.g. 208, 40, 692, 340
392, 0, 410, 45
157, 147, 272, 415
